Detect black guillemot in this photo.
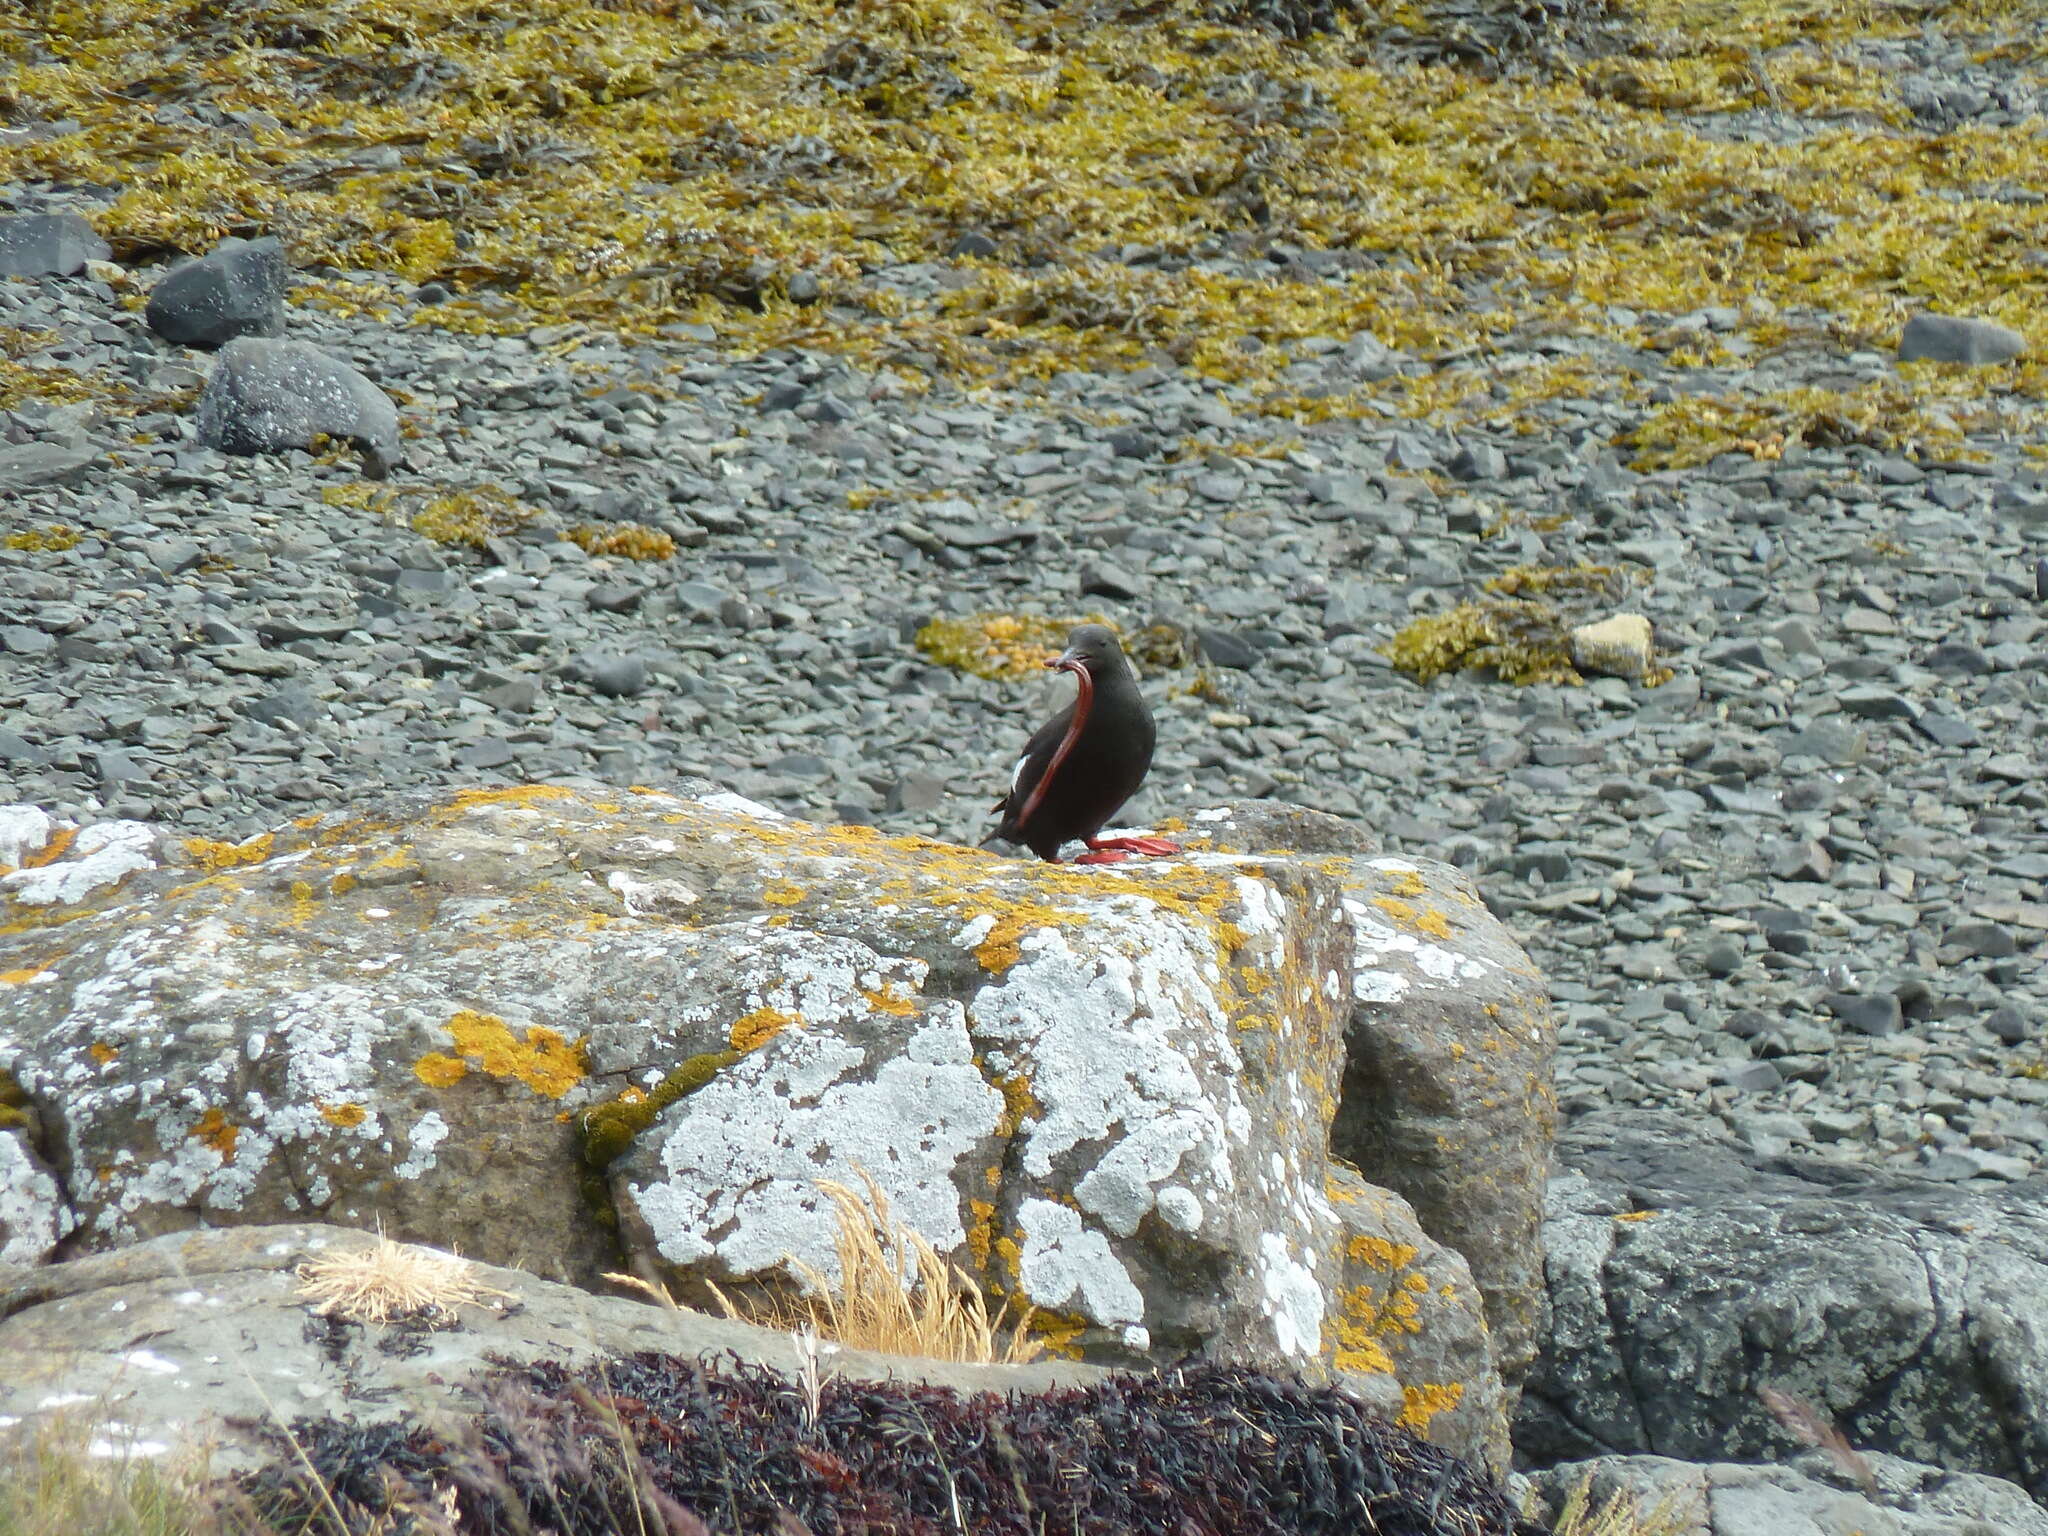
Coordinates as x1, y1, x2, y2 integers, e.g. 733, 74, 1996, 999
982, 624, 1181, 865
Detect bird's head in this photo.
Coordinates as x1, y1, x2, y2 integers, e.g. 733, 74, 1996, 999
1046, 624, 1122, 679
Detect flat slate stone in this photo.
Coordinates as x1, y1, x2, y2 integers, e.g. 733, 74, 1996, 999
1898, 311, 2026, 365
0, 211, 109, 277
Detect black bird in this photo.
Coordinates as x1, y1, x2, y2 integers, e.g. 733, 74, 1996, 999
982, 624, 1180, 865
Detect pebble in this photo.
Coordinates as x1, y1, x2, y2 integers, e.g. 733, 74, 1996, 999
144, 236, 288, 348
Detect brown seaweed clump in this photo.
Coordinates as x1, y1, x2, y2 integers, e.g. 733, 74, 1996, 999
242, 1357, 1542, 1536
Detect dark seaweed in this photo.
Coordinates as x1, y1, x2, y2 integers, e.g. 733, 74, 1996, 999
243, 1358, 1542, 1536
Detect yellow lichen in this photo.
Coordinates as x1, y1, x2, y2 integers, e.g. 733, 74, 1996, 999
862, 984, 918, 1015
414, 1054, 470, 1088
181, 833, 276, 871
87, 1041, 117, 1065
1398, 1382, 1465, 1432
0, 967, 45, 987
1348, 1234, 1421, 1272
12, 824, 77, 871
188, 1107, 239, 1159
729, 1006, 794, 1052
319, 1102, 369, 1128
415, 1008, 590, 1099
761, 880, 806, 907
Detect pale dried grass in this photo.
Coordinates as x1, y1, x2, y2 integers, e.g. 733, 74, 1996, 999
637, 1171, 1041, 1366
294, 1229, 514, 1326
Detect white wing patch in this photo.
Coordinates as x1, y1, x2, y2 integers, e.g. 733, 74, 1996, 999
1009, 755, 1028, 796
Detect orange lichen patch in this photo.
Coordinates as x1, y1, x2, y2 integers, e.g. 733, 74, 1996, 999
288, 880, 318, 927
1399, 1382, 1465, 1432
426, 1008, 590, 1099
1370, 896, 1417, 924
330, 870, 357, 898
994, 1232, 1023, 1283
1348, 1234, 1421, 1272
1615, 1209, 1658, 1223
969, 903, 1094, 974
0, 967, 46, 986
320, 1102, 369, 1128
87, 1041, 117, 1065
188, 1107, 240, 1159
414, 1054, 469, 1088
966, 1197, 997, 1273
1412, 907, 1453, 941
15, 824, 77, 870
861, 983, 919, 1016
180, 833, 276, 871
761, 880, 806, 907
993, 1073, 1041, 1139
446, 784, 578, 814
1388, 869, 1427, 898
1027, 1310, 1087, 1361
729, 1006, 794, 1052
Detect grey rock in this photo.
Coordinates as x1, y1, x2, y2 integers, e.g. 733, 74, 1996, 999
0, 1224, 1101, 1476
0, 439, 100, 493
0, 787, 1531, 1474
1448, 441, 1507, 481
1521, 1111, 2048, 1503
144, 236, 289, 348
1196, 626, 1259, 668
1985, 1005, 2030, 1045
1898, 312, 2026, 365
1078, 558, 1141, 600
1826, 991, 1903, 1036
1941, 921, 2018, 960
0, 211, 109, 277
195, 337, 401, 474
586, 654, 648, 697
1529, 1453, 2048, 1536
1837, 687, 1918, 721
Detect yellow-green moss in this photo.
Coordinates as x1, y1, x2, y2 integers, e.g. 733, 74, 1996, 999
0, 1069, 28, 1132
411, 486, 541, 549
579, 1048, 744, 1167
564, 522, 677, 560
2, 524, 80, 553
915, 612, 1092, 681
1385, 601, 1581, 687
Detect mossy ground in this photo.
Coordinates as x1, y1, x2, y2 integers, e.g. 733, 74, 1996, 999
2, 0, 2041, 464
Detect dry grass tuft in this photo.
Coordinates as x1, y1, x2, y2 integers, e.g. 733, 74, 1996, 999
0, 1420, 254, 1536
295, 1230, 515, 1326
704, 1172, 1042, 1366
1542, 1469, 1691, 1536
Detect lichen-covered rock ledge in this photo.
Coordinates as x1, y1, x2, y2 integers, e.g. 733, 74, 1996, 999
0, 782, 1556, 1473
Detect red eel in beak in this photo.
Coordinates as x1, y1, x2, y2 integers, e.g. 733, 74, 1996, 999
1012, 649, 1091, 839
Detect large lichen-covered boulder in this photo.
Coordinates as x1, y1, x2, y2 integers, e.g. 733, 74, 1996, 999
1174, 803, 1556, 1390
0, 784, 1554, 1471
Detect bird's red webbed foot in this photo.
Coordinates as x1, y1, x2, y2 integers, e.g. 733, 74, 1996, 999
1073, 834, 1183, 864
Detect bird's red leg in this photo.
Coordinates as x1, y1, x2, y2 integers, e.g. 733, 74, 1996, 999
1012, 660, 1091, 840
1079, 834, 1183, 862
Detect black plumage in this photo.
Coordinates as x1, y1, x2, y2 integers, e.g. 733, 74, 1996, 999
982, 625, 1177, 864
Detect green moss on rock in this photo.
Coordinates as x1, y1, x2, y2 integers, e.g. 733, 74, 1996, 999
580, 1048, 743, 1168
